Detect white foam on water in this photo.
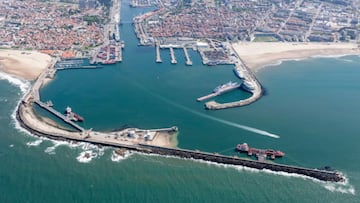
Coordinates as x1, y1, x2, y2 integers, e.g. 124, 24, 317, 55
26, 139, 43, 147
111, 150, 132, 162
0, 71, 30, 94
44, 140, 68, 155
323, 183, 355, 195
321, 175, 356, 195
76, 150, 98, 163
9, 144, 14, 148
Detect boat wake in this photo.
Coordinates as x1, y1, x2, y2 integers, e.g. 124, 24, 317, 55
155, 93, 280, 138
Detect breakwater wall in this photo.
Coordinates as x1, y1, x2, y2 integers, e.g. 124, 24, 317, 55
17, 104, 344, 182
138, 144, 344, 182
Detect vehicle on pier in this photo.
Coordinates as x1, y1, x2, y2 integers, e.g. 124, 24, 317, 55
236, 143, 284, 160
213, 81, 240, 94
65, 106, 84, 122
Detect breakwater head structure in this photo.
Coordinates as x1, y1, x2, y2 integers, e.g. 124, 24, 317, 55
15, 59, 345, 182
203, 44, 263, 110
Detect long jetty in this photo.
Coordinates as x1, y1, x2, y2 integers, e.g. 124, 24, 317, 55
15, 103, 345, 183
34, 100, 85, 132
156, 43, 162, 63
169, 47, 177, 64
183, 47, 192, 65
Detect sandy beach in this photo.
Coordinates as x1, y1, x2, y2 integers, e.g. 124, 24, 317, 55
0, 49, 51, 80
232, 42, 360, 71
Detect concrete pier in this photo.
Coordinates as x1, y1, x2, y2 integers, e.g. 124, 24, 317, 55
169, 47, 177, 64
197, 93, 218, 102
35, 101, 85, 132
156, 43, 162, 63
183, 47, 192, 65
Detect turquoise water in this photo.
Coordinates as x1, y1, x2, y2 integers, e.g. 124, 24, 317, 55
1, 1, 360, 202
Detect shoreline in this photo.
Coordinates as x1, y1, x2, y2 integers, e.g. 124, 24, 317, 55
232, 42, 360, 72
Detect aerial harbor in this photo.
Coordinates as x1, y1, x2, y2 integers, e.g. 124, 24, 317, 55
1, 0, 360, 202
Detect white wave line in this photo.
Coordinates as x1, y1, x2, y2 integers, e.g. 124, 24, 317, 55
156, 93, 280, 139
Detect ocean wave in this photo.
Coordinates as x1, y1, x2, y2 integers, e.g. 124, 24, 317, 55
0, 71, 30, 94
44, 140, 69, 155
111, 150, 132, 162
76, 150, 98, 163
26, 139, 43, 147
0, 98, 8, 103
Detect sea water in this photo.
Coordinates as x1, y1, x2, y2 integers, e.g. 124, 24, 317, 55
0, 1, 360, 202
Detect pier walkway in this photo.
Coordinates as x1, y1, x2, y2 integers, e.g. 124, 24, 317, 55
156, 43, 162, 63
34, 100, 85, 132
170, 47, 177, 64
183, 47, 192, 65
197, 93, 218, 102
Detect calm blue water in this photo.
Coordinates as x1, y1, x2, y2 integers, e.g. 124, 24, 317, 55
0, 1, 359, 202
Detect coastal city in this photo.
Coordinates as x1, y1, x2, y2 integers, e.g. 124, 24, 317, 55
136, 0, 360, 44
1, 0, 360, 196
0, 0, 107, 58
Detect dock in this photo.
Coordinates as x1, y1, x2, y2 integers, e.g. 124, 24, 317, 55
169, 47, 177, 64
34, 100, 85, 132
183, 47, 192, 65
197, 93, 218, 102
156, 43, 162, 63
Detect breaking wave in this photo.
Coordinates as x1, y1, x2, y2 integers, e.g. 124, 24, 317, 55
0, 72, 30, 94
26, 139, 43, 147
76, 150, 98, 163
137, 151, 355, 194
